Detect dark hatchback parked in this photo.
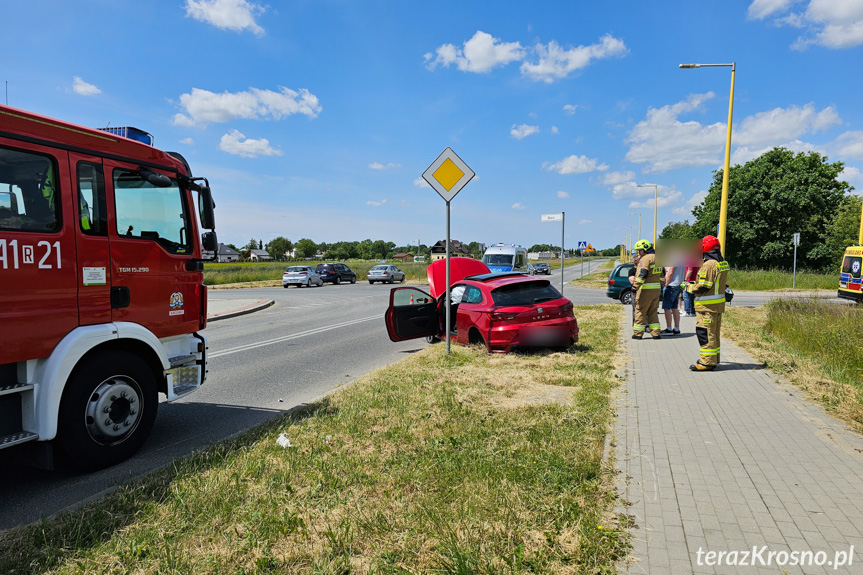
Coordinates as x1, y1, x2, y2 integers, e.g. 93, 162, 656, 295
606, 262, 635, 304
316, 262, 357, 285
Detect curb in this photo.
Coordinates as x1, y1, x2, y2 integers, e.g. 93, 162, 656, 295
207, 299, 275, 322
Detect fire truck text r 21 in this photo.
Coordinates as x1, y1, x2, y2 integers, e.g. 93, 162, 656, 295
0, 239, 62, 270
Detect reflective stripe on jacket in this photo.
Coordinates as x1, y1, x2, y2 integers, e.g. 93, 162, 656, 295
633, 253, 663, 290
693, 259, 729, 313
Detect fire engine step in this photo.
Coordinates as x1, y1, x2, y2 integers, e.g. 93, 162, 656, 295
0, 382, 34, 398
169, 354, 197, 368
0, 430, 39, 450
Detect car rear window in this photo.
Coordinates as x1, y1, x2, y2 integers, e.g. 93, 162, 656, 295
371, 265, 387, 270
286, 266, 307, 272
491, 281, 563, 306
316, 264, 333, 271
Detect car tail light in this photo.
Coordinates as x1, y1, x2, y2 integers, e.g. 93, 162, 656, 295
490, 311, 519, 321
608, 278, 615, 285
300, 271, 307, 275
560, 302, 573, 314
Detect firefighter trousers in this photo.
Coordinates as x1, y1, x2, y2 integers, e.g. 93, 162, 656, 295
695, 311, 722, 367
633, 288, 661, 337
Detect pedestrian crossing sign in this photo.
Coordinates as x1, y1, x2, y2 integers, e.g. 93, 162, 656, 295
577, 241, 587, 251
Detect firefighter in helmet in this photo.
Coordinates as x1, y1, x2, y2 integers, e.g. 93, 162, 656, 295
631, 239, 663, 339
685, 235, 730, 371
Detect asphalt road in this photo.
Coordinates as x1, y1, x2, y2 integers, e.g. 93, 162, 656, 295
0, 258, 611, 531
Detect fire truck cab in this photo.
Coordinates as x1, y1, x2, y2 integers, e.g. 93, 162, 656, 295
0, 104, 217, 469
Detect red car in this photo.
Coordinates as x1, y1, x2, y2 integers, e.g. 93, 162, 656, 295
384, 258, 578, 353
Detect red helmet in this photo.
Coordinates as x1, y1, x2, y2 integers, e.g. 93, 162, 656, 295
702, 235, 721, 253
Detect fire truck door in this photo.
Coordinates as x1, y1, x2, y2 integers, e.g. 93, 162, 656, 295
105, 160, 201, 338
0, 143, 77, 364
69, 153, 111, 325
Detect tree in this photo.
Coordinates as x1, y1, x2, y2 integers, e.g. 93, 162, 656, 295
825, 194, 863, 266
691, 148, 851, 270
659, 220, 695, 240
294, 238, 318, 259
242, 238, 259, 253
265, 236, 293, 260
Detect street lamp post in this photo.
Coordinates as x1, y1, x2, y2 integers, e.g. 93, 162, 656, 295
679, 62, 736, 257
636, 184, 658, 244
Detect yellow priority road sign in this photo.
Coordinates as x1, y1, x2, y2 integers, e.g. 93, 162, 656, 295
422, 147, 475, 202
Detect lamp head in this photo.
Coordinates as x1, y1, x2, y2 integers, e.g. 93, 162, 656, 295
679, 63, 699, 69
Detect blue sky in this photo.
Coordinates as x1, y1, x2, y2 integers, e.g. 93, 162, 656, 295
4, 0, 863, 251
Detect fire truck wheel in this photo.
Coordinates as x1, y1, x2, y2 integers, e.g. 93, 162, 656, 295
58, 350, 158, 470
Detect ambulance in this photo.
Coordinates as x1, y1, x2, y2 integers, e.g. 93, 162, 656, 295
837, 202, 863, 303
0, 104, 217, 469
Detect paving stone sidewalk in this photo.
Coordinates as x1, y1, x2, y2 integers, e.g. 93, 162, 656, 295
614, 310, 863, 574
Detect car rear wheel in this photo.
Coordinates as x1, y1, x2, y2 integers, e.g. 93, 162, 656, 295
306, 279, 311, 287
387, 276, 394, 284
369, 281, 375, 285
350, 276, 356, 284
620, 290, 633, 305
283, 284, 289, 288
335, 276, 341, 285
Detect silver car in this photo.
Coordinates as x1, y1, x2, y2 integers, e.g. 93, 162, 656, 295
282, 265, 324, 288
368, 264, 405, 284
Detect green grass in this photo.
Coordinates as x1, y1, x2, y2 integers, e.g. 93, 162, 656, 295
764, 299, 863, 390
727, 268, 836, 291
0, 305, 628, 574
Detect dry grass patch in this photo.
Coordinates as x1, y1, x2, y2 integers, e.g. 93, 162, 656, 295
1, 305, 627, 575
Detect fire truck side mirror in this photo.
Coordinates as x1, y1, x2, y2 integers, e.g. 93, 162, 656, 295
202, 231, 218, 258
199, 186, 215, 230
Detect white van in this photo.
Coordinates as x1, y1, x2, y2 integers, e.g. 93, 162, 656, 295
481, 244, 528, 273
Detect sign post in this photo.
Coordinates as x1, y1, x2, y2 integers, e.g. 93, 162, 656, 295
792, 232, 800, 289
541, 212, 565, 292
577, 241, 587, 278
422, 147, 475, 355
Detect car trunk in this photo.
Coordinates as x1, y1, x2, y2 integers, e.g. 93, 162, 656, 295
426, 258, 490, 298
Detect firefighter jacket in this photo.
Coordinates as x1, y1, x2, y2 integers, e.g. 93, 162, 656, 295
633, 251, 663, 291
687, 250, 729, 313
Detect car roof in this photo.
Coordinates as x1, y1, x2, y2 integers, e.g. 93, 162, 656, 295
463, 274, 550, 289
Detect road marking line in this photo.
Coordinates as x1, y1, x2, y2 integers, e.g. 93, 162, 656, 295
209, 314, 380, 358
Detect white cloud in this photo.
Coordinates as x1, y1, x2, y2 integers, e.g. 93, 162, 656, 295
563, 104, 578, 116
672, 190, 709, 216
551, 126, 560, 134
425, 32, 627, 81
557, 191, 569, 199
512, 202, 526, 210
749, 0, 863, 49
219, 129, 282, 158
369, 162, 400, 170
625, 92, 726, 173
579, 219, 592, 224
600, 170, 635, 186
840, 166, 863, 188
628, 190, 684, 209
173, 87, 322, 126
366, 199, 388, 207
510, 123, 540, 140
747, 0, 797, 20
184, 0, 265, 36
830, 130, 863, 159
424, 31, 524, 73
730, 139, 818, 165
179, 137, 195, 145
520, 34, 627, 83
72, 76, 101, 96
413, 177, 431, 189
544, 154, 609, 175
735, 103, 840, 146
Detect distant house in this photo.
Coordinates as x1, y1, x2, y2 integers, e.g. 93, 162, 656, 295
248, 249, 273, 262
217, 243, 242, 263
393, 253, 414, 263
430, 240, 471, 262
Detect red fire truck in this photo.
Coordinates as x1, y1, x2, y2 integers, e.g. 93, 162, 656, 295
0, 104, 217, 469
